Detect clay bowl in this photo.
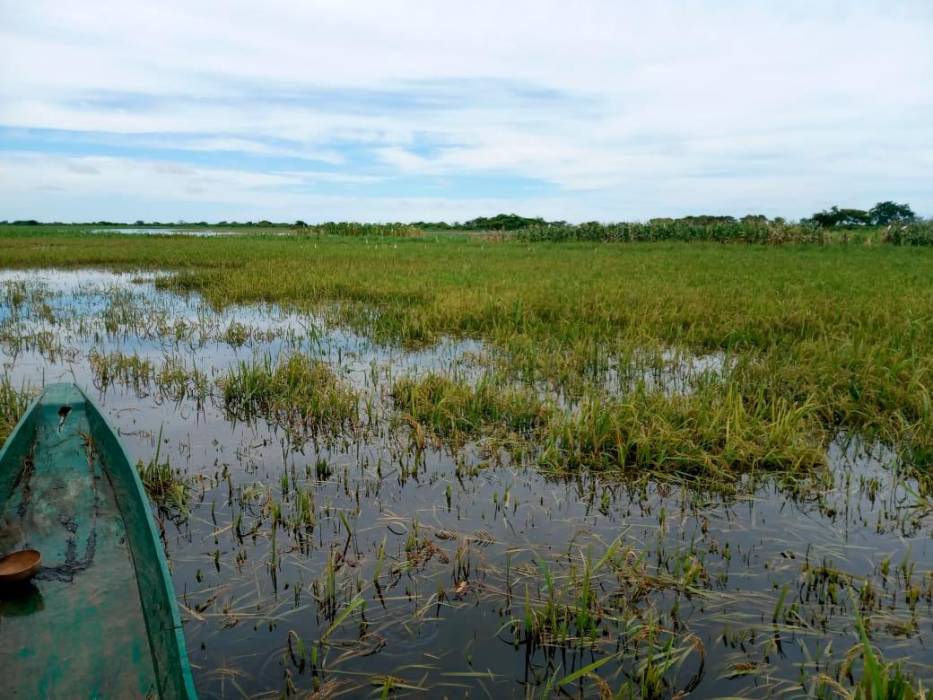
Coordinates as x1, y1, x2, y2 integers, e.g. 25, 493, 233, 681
0, 549, 42, 585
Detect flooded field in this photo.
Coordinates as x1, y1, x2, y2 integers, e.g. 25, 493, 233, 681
1, 268, 930, 698
88, 228, 243, 237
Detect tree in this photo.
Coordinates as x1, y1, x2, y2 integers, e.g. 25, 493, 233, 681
461, 214, 549, 231
807, 202, 916, 228
837, 208, 871, 226
807, 206, 870, 228
869, 201, 915, 225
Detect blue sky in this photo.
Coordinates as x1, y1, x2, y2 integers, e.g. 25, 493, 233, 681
1, 1, 931, 222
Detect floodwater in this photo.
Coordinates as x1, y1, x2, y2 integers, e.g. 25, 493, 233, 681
0, 269, 930, 698
88, 227, 241, 237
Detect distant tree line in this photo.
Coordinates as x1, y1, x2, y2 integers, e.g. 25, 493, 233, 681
2, 201, 929, 245
514, 217, 820, 244
511, 209, 930, 245
803, 201, 916, 228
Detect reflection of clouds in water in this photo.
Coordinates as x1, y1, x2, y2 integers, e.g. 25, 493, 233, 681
604, 347, 731, 398
87, 228, 241, 237
0, 268, 165, 291
0, 268, 485, 391
0, 267, 929, 696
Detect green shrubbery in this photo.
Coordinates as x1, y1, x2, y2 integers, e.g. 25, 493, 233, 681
514, 217, 823, 243
883, 220, 933, 246
806, 201, 916, 228
299, 222, 423, 237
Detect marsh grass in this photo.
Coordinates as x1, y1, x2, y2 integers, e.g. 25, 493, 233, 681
221, 353, 358, 437
0, 374, 30, 447
89, 350, 211, 405
1, 239, 931, 697
156, 356, 211, 405
503, 538, 709, 697
5, 225, 925, 472
392, 373, 826, 475
136, 426, 191, 516
542, 386, 827, 475
391, 373, 551, 445
812, 612, 927, 700
89, 350, 153, 391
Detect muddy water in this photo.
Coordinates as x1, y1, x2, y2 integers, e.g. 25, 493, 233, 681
0, 269, 930, 698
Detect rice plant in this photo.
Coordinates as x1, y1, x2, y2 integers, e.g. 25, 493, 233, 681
220, 353, 358, 437
0, 374, 30, 447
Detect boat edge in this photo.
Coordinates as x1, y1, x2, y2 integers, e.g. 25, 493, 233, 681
75, 384, 198, 700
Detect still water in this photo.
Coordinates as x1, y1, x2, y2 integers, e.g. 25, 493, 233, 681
0, 269, 929, 697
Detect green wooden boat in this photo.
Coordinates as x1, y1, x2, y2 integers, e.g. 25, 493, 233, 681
0, 383, 197, 698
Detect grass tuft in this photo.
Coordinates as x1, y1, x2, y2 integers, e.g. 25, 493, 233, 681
0, 375, 30, 448
221, 354, 358, 437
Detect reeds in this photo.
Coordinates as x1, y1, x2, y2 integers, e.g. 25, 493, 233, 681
391, 373, 550, 444
296, 222, 423, 238
391, 372, 826, 475
221, 353, 358, 437
136, 426, 190, 516
542, 386, 826, 475
0, 374, 30, 447
1, 225, 932, 697
515, 217, 825, 244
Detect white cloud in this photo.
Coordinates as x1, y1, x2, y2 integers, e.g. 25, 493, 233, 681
1, 0, 931, 219
0, 152, 550, 221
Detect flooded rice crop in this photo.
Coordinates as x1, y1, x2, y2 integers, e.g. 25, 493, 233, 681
88, 227, 244, 237
0, 268, 930, 698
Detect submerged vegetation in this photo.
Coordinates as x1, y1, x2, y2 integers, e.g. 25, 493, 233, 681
136, 426, 191, 517
0, 226, 930, 696
221, 353, 358, 437
542, 387, 826, 475
2, 225, 929, 473
392, 373, 550, 444
393, 373, 826, 475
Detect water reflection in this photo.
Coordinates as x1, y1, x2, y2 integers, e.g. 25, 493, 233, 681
0, 581, 45, 617
0, 269, 929, 697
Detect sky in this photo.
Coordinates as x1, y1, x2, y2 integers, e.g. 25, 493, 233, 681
1, 1, 931, 223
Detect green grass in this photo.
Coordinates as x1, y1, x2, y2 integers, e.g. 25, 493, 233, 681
812, 612, 926, 700
136, 426, 190, 516
850, 616, 924, 700
89, 351, 211, 405
393, 374, 826, 475
89, 350, 154, 391
391, 373, 551, 444
2, 226, 932, 473
0, 375, 31, 447
221, 353, 358, 436
541, 385, 826, 475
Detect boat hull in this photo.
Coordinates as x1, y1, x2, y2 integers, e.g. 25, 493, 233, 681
0, 383, 196, 698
